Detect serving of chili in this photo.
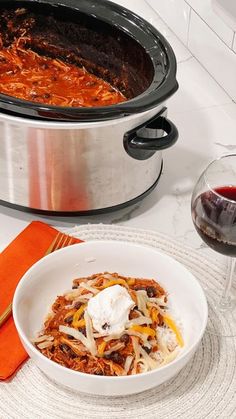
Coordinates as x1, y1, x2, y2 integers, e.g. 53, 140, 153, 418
0, 38, 127, 107
32, 272, 183, 376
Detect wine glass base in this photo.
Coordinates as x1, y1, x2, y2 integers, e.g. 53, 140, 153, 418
205, 289, 236, 337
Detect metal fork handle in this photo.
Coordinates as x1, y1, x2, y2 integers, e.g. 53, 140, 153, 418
0, 302, 12, 326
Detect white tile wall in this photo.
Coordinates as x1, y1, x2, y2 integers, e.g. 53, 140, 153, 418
147, 0, 191, 45
186, 0, 234, 47
212, 0, 236, 32
108, 0, 192, 64
107, 0, 162, 25
149, 0, 236, 101
188, 10, 236, 101
168, 57, 230, 115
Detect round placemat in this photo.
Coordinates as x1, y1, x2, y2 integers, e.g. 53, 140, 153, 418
1, 224, 236, 419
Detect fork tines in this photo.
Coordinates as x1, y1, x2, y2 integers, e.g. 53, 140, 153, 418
45, 232, 74, 255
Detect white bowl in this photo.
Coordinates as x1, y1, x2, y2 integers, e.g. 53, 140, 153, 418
13, 240, 208, 396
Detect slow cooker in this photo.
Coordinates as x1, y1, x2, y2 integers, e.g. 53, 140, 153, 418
0, 0, 179, 215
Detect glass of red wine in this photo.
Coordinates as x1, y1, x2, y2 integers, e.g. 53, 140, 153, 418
191, 154, 236, 337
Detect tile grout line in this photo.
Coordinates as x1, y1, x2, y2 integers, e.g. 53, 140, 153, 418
146, 0, 192, 57
231, 32, 236, 50
144, 0, 235, 103
147, 0, 235, 52
188, 54, 235, 102
169, 102, 234, 117
182, 0, 235, 52
177, 56, 193, 65
186, 7, 192, 48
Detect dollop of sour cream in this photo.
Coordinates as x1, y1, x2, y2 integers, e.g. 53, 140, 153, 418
87, 285, 135, 335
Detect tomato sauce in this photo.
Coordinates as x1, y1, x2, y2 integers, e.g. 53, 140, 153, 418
0, 39, 126, 107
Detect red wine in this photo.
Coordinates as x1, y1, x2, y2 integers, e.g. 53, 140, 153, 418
192, 186, 236, 256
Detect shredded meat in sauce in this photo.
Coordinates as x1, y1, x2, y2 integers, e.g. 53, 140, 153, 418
0, 37, 127, 107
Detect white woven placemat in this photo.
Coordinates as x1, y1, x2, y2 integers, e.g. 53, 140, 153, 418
1, 224, 236, 419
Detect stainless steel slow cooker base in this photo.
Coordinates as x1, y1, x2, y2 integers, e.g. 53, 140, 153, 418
0, 107, 178, 214
0, 1, 179, 214
0, 161, 163, 216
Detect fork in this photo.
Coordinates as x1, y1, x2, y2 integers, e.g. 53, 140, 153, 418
0, 232, 75, 328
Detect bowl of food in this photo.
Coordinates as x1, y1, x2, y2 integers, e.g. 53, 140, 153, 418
13, 240, 208, 396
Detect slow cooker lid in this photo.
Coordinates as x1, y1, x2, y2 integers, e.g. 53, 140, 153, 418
0, 0, 178, 122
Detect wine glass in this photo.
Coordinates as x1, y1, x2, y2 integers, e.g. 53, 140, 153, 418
191, 154, 236, 337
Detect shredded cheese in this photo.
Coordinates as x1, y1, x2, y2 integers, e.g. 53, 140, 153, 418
84, 310, 97, 356
80, 283, 99, 294
126, 330, 149, 343
139, 347, 158, 370
149, 295, 168, 306
136, 290, 149, 317
104, 342, 125, 355
65, 289, 83, 300
103, 333, 124, 342
73, 293, 93, 302
131, 336, 140, 374
160, 347, 179, 366
31, 335, 54, 343
72, 304, 86, 328
124, 355, 134, 374
150, 306, 159, 323
97, 341, 107, 356
126, 316, 152, 327
37, 341, 54, 350
137, 358, 149, 373
126, 278, 136, 286
130, 325, 156, 337
101, 278, 129, 289
163, 315, 184, 347
59, 325, 89, 350
75, 319, 86, 328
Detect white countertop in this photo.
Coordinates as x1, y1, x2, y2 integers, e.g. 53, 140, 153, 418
0, 0, 235, 263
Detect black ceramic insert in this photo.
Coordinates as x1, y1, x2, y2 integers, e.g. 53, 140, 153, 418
0, 0, 178, 121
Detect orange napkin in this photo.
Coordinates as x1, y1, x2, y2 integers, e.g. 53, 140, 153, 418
0, 220, 82, 380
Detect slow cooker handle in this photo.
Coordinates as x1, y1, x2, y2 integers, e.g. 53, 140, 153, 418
124, 108, 178, 160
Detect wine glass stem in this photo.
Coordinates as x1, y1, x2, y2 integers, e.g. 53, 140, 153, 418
219, 258, 235, 310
